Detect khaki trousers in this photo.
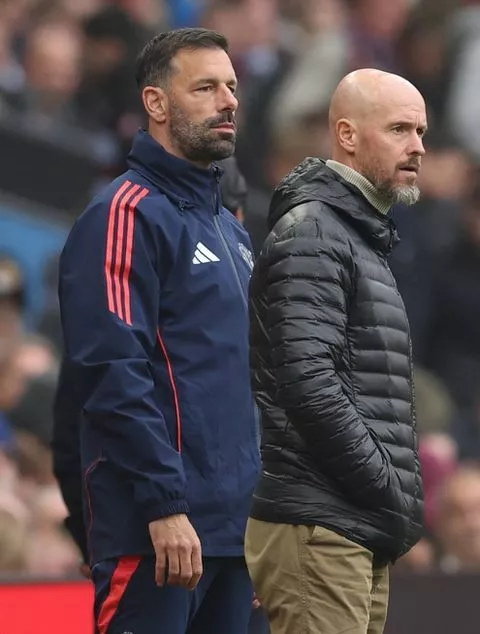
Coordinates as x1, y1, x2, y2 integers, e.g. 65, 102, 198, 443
245, 518, 389, 634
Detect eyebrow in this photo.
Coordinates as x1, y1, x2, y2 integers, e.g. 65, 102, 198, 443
193, 77, 238, 88
391, 120, 428, 132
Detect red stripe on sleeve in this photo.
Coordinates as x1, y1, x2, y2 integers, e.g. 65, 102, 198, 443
105, 180, 134, 315
97, 556, 141, 634
113, 184, 141, 321
123, 187, 149, 326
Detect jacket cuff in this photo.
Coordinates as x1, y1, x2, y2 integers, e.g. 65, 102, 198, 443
144, 500, 190, 524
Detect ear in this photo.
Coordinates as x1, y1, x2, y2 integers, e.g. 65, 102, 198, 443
336, 118, 357, 155
142, 86, 168, 124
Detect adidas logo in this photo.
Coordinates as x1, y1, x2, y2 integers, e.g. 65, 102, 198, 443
192, 242, 220, 264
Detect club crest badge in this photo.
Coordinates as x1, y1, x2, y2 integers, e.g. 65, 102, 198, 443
238, 242, 254, 270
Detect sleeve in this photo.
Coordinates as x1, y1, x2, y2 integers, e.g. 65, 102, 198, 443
52, 358, 88, 562
265, 224, 398, 509
59, 186, 189, 525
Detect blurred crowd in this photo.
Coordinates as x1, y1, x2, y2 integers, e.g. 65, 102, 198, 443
1, 0, 480, 581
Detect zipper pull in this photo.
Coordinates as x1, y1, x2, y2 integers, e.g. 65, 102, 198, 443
212, 164, 222, 183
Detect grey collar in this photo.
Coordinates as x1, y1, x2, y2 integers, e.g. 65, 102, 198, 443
326, 159, 392, 215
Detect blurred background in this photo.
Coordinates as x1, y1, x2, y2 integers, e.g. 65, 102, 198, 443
0, 0, 480, 631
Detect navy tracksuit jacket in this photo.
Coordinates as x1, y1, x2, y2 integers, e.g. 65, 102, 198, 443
53, 129, 261, 567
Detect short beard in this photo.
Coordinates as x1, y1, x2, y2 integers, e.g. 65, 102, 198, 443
377, 181, 420, 206
361, 159, 421, 207
169, 101, 236, 164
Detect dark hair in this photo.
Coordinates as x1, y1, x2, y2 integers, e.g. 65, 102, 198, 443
135, 28, 229, 90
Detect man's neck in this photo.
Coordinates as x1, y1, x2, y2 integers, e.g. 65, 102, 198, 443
326, 160, 392, 215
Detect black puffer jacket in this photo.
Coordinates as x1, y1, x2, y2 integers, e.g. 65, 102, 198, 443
249, 159, 423, 563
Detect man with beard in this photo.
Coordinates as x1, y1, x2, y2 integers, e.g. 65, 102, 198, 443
245, 69, 426, 634
54, 28, 260, 634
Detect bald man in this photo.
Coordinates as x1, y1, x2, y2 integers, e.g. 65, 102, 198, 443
245, 69, 426, 634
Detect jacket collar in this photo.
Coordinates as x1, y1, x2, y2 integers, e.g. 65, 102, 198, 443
127, 129, 222, 209
269, 158, 399, 255
326, 160, 392, 216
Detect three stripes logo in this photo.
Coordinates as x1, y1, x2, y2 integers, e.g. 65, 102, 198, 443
192, 242, 220, 264
105, 180, 149, 326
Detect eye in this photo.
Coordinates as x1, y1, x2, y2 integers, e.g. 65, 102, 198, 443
392, 125, 404, 134
228, 85, 237, 95
197, 85, 214, 93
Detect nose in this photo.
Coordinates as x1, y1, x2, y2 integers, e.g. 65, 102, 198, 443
219, 85, 238, 112
410, 132, 426, 156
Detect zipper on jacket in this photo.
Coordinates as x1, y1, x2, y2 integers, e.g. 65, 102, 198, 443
213, 214, 248, 310
211, 169, 249, 310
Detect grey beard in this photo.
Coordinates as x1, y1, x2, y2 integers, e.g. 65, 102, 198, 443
389, 185, 421, 206
376, 180, 421, 206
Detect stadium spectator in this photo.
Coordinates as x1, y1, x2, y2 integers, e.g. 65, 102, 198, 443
435, 466, 480, 572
